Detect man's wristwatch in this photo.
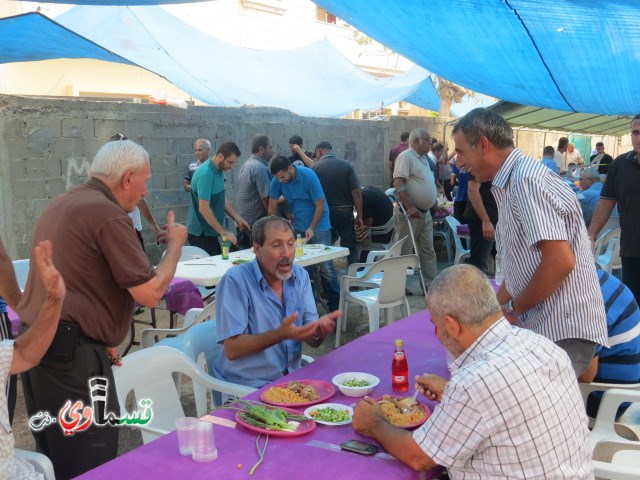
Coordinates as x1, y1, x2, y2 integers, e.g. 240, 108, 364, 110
501, 299, 515, 316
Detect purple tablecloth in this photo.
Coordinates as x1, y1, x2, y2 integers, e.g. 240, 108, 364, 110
162, 277, 204, 315
77, 310, 449, 480
6, 306, 19, 337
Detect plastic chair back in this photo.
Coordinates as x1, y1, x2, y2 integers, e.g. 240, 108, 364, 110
593, 229, 610, 260
141, 301, 215, 349
596, 228, 620, 273
179, 246, 209, 261
445, 216, 470, 265
360, 254, 419, 305
365, 236, 407, 263
15, 449, 56, 480
113, 346, 255, 443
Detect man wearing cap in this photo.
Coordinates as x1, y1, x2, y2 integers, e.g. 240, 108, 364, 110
311, 141, 363, 265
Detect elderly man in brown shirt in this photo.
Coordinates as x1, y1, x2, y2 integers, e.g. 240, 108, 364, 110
18, 139, 187, 480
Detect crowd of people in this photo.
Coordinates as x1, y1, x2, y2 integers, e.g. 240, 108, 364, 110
0, 109, 639, 479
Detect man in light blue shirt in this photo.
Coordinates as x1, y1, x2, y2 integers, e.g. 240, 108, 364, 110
541, 145, 559, 174
268, 156, 340, 311
214, 216, 339, 388
580, 166, 618, 216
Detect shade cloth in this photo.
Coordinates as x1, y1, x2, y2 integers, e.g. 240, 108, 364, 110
314, 0, 640, 116
0, 7, 440, 117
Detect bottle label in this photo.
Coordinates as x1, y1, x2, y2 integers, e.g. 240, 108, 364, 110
394, 352, 405, 359
393, 376, 406, 382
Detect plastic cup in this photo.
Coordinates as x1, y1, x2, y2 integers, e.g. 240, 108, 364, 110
192, 421, 218, 462
175, 417, 199, 456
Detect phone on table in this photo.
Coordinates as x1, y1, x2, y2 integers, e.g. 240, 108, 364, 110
340, 439, 379, 456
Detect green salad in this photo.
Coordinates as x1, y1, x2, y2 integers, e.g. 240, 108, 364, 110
343, 378, 370, 388
309, 407, 351, 423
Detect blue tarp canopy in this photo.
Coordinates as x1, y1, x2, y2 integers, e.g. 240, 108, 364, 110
0, 6, 440, 117
314, 0, 640, 117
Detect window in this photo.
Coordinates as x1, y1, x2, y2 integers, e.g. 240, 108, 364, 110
316, 6, 337, 24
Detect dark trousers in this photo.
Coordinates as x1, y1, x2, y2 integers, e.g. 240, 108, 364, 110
329, 206, 358, 265
441, 179, 454, 201
188, 233, 221, 256
466, 218, 495, 274
20, 324, 120, 480
453, 201, 468, 223
622, 257, 640, 305
236, 229, 253, 250
1, 312, 16, 424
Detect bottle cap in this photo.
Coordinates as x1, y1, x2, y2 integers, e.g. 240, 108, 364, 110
395, 339, 403, 347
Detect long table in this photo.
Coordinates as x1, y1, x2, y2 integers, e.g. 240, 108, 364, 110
78, 310, 449, 479
174, 245, 349, 288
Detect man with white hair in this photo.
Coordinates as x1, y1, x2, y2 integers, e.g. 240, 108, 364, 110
213, 216, 339, 388
393, 128, 439, 289
566, 142, 584, 165
353, 265, 592, 479
579, 166, 617, 215
18, 139, 187, 479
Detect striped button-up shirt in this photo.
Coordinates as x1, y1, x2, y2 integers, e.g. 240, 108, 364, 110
414, 319, 593, 479
492, 149, 607, 345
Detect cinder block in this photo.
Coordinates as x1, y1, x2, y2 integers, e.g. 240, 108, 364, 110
45, 178, 68, 197
25, 118, 62, 137
2, 118, 27, 138
82, 138, 106, 157
265, 123, 285, 141
62, 118, 94, 138
26, 158, 62, 180
48, 138, 84, 160
8, 138, 32, 160
94, 119, 125, 139
164, 172, 184, 190
9, 159, 27, 181
13, 180, 46, 201
142, 138, 170, 157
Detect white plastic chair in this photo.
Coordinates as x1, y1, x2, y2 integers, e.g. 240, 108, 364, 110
593, 228, 610, 261
15, 449, 55, 479
12, 259, 30, 291
112, 346, 255, 444
445, 216, 470, 265
596, 228, 621, 274
347, 236, 409, 289
140, 301, 216, 349
589, 388, 640, 479
335, 254, 419, 348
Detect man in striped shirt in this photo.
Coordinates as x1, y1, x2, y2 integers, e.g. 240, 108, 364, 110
451, 108, 607, 376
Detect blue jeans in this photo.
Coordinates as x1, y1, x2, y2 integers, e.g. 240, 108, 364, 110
330, 207, 358, 265
297, 229, 340, 311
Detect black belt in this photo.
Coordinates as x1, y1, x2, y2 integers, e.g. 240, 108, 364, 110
330, 205, 353, 211
416, 207, 428, 214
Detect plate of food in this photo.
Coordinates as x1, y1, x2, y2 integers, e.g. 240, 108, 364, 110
231, 258, 252, 266
233, 401, 316, 437
304, 244, 325, 249
304, 403, 353, 426
378, 394, 431, 429
261, 380, 335, 408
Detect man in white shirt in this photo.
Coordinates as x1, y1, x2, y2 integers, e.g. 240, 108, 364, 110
554, 136, 569, 172
353, 265, 593, 479
567, 142, 584, 165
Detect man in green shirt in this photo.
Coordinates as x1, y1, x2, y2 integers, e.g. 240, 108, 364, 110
186, 141, 249, 255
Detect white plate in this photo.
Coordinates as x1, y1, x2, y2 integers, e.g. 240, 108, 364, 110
304, 403, 353, 426
305, 244, 325, 249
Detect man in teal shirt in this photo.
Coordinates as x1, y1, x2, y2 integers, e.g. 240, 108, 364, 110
186, 141, 249, 255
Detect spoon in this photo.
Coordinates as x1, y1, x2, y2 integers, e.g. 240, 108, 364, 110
398, 389, 420, 414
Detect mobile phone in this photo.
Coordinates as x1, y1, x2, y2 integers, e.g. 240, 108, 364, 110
340, 439, 379, 456
48, 321, 79, 362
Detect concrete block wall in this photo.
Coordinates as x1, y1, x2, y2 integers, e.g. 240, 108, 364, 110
0, 94, 432, 262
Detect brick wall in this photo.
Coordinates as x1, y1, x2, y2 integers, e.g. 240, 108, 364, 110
0, 94, 433, 261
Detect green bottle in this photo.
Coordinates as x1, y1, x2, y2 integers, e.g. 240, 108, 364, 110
221, 233, 229, 260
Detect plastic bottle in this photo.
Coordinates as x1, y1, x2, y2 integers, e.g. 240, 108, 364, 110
392, 339, 409, 392
295, 234, 304, 257
221, 233, 229, 260
494, 253, 504, 286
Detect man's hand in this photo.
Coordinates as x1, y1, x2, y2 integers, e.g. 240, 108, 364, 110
482, 220, 495, 241
225, 231, 238, 245
106, 346, 122, 366
278, 312, 319, 341
314, 310, 341, 337
305, 228, 315, 241
236, 218, 250, 232
415, 374, 448, 402
354, 215, 364, 229
292, 144, 303, 155
407, 206, 422, 219
353, 396, 386, 437
34, 240, 65, 302
156, 211, 188, 246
